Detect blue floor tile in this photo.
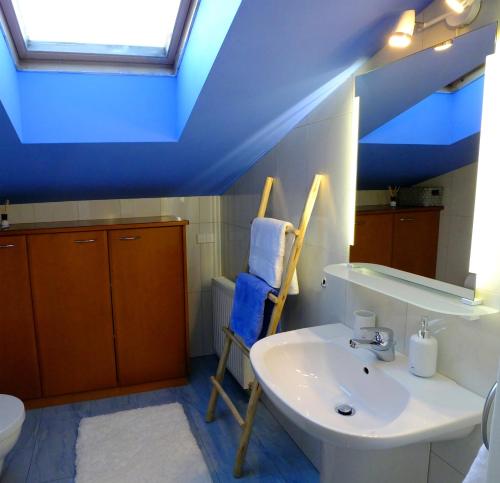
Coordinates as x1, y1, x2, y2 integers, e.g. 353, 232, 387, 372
3, 356, 319, 483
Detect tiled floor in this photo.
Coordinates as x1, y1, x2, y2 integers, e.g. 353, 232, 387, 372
3, 356, 319, 483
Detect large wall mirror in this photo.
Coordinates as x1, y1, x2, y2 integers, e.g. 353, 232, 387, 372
352, 23, 497, 300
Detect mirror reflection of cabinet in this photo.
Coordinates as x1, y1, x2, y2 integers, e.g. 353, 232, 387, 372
350, 206, 442, 278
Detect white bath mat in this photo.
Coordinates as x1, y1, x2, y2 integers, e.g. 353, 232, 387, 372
75, 403, 212, 483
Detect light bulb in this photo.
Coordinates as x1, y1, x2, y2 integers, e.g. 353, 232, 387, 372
388, 33, 412, 48
388, 10, 415, 49
434, 39, 454, 51
446, 0, 467, 14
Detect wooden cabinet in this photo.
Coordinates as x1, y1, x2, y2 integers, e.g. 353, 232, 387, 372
0, 217, 188, 405
350, 213, 393, 266
391, 211, 440, 278
28, 231, 117, 396
0, 236, 41, 400
350, 206, 442, 278
109, 227, 187, 385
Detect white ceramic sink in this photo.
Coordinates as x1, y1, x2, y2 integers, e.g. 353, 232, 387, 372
250, 323, 484, 450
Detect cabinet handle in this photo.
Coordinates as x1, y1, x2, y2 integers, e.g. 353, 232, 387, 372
119, 236, 141, 241
0, 243, 15, 248
399, 218, 416, 222
74, 239, 97, 244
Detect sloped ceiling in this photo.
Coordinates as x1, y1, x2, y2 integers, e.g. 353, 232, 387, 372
357, 134, 480, 189
356, 24, 496, 189
0, 0, 434, 203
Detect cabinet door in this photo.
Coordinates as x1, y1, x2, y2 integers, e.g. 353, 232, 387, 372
391, 211, 440, 278
0, 236, 41, 400
109, 227, 187, 386
29, 231, 117, 396
350, 213, 393, 266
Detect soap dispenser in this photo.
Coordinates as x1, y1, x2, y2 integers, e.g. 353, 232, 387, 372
409, 316, 438, 378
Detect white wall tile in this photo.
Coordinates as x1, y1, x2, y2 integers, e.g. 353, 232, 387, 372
34, 202, 79, 222
431, 426, 482, 476
167, 197, 200, 223
419, 162, 477, 287
160, 197, 169, 216
199, 196, 220, 223
119, 198, 161, 218
201, 290, 214, 355
199, 222, 221, 291
186, 224, 202, 293
8, 203, 35, 224
188, 290, 203, 357
356, 190, 389, 206
406, 305, 500, 396
320, 274, 347, 326
77, 200, 121, 220
428, 453, 464, 483
346, 284, 408, 354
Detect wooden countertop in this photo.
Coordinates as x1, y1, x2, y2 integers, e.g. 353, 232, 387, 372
356, 205, 443, 215
0, 216, 189, 236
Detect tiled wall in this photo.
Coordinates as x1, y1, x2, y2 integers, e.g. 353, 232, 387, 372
221, 76, 357, 468
355, 189, 389, 206
220, 70, 500, 482
418, 163, 477, 287
7, 196, 222, 357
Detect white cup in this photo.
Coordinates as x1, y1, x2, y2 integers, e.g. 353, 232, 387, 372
353, 310, 376, 338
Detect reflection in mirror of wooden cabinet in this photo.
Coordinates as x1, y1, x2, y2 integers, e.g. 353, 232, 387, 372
350, 206, 442, 278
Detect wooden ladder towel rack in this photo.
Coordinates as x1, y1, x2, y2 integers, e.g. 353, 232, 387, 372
205, 174, 323, 477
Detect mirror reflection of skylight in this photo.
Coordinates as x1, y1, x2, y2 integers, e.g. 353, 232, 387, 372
11, 0, 183, 57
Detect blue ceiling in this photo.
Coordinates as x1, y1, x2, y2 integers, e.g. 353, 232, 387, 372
357, 134, 480, 189
0, 0, 435, 203
360, 76, 484, 146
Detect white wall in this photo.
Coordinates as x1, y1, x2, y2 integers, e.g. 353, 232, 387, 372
7, 196, 222, 357
221, 76, 358, 467
418, 163, 477, 287
355, 189, 389, 206
220, 4, 500, 479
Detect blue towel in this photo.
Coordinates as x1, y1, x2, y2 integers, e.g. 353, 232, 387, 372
230, 272, 278, 347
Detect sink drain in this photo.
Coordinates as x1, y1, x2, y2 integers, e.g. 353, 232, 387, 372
335, 404, 355, 416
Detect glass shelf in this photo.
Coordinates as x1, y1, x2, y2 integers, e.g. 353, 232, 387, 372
324, 263, 498, 320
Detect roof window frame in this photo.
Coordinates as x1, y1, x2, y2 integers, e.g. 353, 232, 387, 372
0, 0, 198, 75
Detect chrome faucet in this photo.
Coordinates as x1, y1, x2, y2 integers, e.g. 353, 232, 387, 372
349, 327, 395, 362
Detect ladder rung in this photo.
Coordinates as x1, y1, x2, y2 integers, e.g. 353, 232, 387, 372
222, 326, 250, 356
267, 293, 279, 304
210, 376, 245, 428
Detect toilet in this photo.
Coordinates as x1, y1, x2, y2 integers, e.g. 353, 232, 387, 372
0, 395, 25, 475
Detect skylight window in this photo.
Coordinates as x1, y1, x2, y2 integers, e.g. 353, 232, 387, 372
0, 0, 196, 71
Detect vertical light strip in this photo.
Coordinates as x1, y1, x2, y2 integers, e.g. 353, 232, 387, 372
347, 95, 360, 246
469, 50, 500, 303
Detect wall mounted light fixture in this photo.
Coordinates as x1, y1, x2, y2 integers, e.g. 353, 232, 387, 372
388, 9, 415, 48
388, 0, 482, 48
434, 39, 454, 51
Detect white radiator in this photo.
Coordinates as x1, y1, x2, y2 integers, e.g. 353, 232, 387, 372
212, 276, 254, 389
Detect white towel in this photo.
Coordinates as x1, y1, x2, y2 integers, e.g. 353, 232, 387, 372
464, 445, 488, 483
249, 217, 299, 294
